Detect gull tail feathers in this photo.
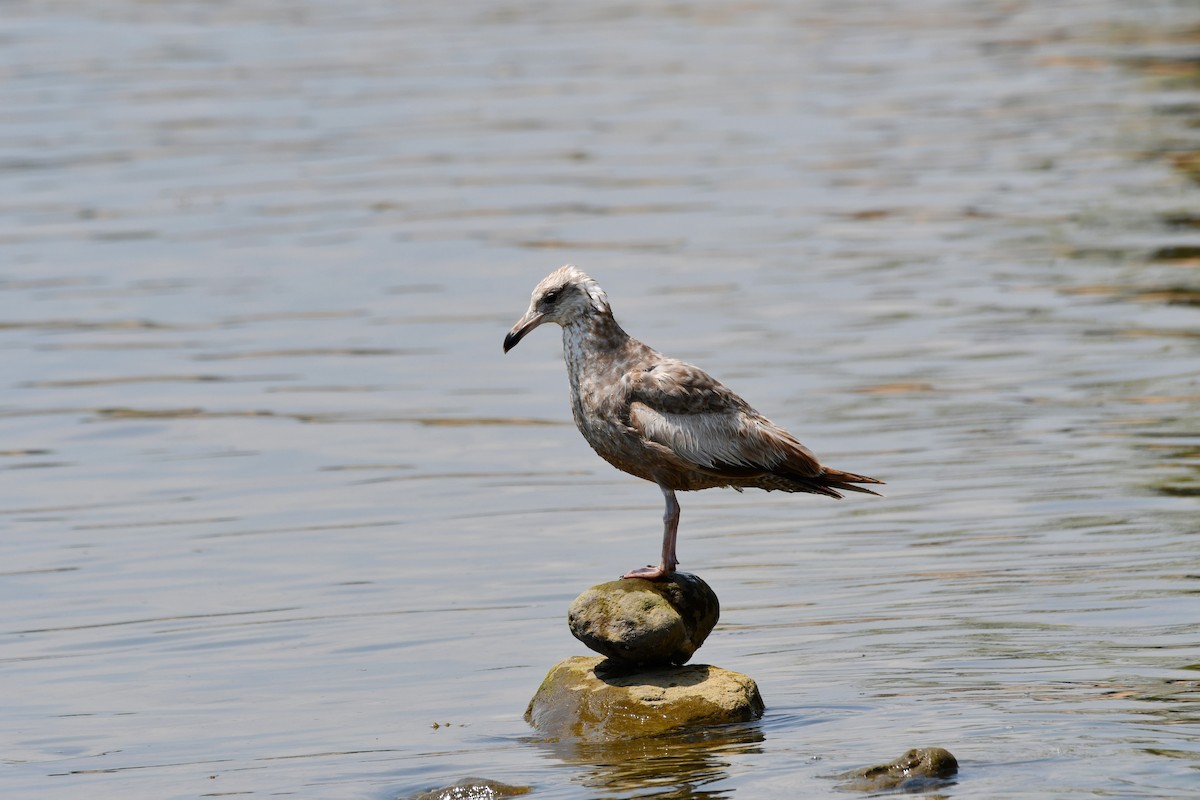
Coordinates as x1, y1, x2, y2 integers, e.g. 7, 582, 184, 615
766, 464, 884, 498
816, 467, 885, 497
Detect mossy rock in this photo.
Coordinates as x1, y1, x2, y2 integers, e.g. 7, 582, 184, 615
408, 777, 530, 799
567, 572, 719, 667
525, 655, 763, 740
834, 747, 959, 791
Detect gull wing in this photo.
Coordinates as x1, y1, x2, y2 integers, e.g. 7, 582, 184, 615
626, 359, 823, 479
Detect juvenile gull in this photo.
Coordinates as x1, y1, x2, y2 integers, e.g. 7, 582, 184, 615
503, 265, 883, 580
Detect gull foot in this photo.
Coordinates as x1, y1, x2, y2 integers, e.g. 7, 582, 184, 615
622, 564, 672, 580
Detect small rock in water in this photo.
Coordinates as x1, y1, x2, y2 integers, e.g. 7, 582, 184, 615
834, 747, 959, 792
567, 572, 719, 667
525, 655, 763, 740
408, 777, 530, 800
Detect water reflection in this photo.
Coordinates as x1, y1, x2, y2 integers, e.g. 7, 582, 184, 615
531, 722, 764, 799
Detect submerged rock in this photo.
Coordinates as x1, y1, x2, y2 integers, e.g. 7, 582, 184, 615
834, 747, 959, 792
567, 572, 719, 667
525, 655, 763, 740
408, 777, 530, 799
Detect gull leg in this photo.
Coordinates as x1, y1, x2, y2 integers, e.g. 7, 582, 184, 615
660, 485, 680, 572
623, 485, 680, 580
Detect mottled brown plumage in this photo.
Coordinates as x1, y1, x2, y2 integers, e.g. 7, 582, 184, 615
504, 265, 883, 579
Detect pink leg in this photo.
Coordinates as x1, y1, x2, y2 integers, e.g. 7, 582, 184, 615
623, 485, 680, 580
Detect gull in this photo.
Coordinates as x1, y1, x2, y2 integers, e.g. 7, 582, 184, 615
503, 265, 883, 580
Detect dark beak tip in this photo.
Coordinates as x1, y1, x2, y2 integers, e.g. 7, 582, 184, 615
504, 311, 543, 353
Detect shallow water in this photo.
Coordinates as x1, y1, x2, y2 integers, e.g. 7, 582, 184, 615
2, 1, 1198, 798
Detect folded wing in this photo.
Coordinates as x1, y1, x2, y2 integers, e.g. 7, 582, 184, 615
628, 357, 824, 474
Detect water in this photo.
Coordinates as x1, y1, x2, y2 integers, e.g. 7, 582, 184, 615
2, 1, 1198, 797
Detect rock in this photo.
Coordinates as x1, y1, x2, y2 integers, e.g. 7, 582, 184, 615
567, 572, 719, 667
525, 655, 764, 740
834, 747, 959, 792
408, 777, 530, 799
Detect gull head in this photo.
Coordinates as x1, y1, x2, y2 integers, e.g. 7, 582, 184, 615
503, 265, 610, 352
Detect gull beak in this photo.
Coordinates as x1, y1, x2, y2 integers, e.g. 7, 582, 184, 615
503, 309, 545, 353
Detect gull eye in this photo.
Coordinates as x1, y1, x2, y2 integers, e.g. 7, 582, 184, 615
543, 288, 561, 304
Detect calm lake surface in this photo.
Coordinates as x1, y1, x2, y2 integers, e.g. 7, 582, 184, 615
2, 1, 1198, 798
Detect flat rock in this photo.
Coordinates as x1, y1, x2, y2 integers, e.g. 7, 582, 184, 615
525, 655, 763, 740
834, 747, 959, 792
567, 572, 719, 667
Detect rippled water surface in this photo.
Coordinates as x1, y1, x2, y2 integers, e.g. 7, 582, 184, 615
3, 1, 1199, 798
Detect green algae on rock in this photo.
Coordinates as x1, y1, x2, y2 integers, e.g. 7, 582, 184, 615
834, 747, 959, 792
567, 572, 719, 667
525, 655, 763, 740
